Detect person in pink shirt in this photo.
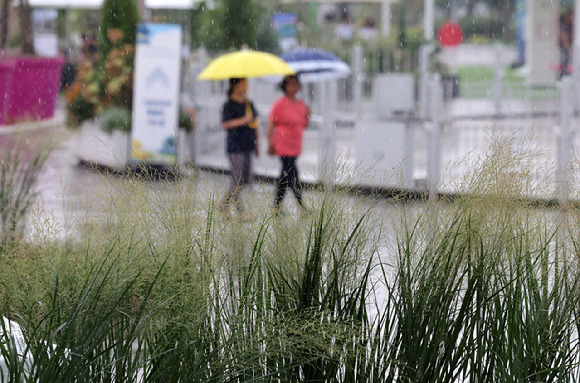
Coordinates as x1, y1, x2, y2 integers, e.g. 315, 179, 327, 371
267, 75, 310, 215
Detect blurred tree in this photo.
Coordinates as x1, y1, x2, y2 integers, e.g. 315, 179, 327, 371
435, 0, 477, 19
435, 0, 516, 42
403, 0, 425, 26
136, 0, 145, 19
196, 0, 276, 52
56, 9, 66, 40
466, 0, 475, 17
273, 2, 319, 50
19, 0, 34, 55
99, 0, 139, 60
0, 0, 8, 49
189, 2, 204, 49
487, 0, 515, 39
215, 0, 258, 50
398, 1, 406, 48
255, 1, 279, 53
436, 0, 452, 18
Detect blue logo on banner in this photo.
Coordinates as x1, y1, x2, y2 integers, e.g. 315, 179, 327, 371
137, 24, 150, 44
146, 67, 170, 89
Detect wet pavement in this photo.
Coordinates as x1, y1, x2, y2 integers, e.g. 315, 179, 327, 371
31, 124, 348, 239
9, 103, 572, 241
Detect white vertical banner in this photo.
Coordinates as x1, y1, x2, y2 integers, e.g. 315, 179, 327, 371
131, 23, 182, 164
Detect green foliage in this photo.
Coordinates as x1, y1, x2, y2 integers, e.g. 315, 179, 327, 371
272, 1, 319, 51
0, 138, 51, 251
196, 0, 273, 52
1, 251, 159, 383
99, 106, 131, 133
178, 109, 193, 133
455, 65, 558, 99
192, 0, 277, 52
2, 135, 580, 381
65, 42, 135, 129
188, 2, 206, 50
66, 91, 96, 128
255, 3, 279, 54
458, 16, 504, 41
216, 0, 258, 50
99, 0, 139, 62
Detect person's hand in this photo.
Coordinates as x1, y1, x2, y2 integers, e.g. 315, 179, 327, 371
255, 141, 260, 157
267, 143, 275, 156
242, 113, 254, 125
186, 107, 196, 125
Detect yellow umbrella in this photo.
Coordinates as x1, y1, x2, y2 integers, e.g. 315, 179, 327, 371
198, 49, 295, 80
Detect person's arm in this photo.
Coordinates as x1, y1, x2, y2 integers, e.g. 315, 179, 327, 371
267, 120, 276, 155
266, 120, 274, 143
254, 127, 260, 156
222, 113, 253, 130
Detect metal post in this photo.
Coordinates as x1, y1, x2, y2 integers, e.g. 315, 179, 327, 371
574, 0, 580, 112
319, 81, 327, 180
427, 74, 443, 199
327, 80, 338, 181
557, 77, 573, 201
381, 0, 391, 37
352, 44, 363, 118
418, 44, 433, 119
404, 122, 414, 190
194, 48, 208, 165
318, 81, 337, 187
424, 0, 434, 41
420, 0, 436, 118
492, 44, 503, 116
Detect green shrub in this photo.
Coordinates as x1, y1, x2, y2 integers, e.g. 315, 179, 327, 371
458, 16, 504, 40
98, 107, 132, 132
178, 109, 193, 133
99, 0, 139, 62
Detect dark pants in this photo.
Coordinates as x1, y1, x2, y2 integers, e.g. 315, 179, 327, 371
560, 46, 571, 79
274, 156, 303, 208
223, 152, 252, 211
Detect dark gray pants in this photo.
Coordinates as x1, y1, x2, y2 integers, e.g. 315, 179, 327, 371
223, 151, 252, 211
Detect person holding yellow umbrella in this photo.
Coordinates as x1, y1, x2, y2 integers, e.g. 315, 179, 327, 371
198, 48, 295, 221
218, 77, 259, 221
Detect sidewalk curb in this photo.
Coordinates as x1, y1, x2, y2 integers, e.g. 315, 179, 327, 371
0, 118, 65, 136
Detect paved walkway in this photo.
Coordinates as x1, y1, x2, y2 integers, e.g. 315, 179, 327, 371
2, 88, 575, 237
33, 125, 376, 240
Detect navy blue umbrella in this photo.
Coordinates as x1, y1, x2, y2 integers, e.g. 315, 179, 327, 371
274, 48, 351, 82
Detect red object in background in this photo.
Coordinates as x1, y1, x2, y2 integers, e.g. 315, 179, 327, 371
437, 22, 463, 47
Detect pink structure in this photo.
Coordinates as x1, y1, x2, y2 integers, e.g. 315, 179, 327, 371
2, 57, 64, 124
0, 60, 15, 125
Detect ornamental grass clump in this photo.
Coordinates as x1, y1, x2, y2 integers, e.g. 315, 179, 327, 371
2, 134, 580, 381
0, 134, 51, 251
370, 134, 580, 382
1, 162, 380, 381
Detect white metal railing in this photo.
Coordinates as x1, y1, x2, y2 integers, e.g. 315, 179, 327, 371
184, 46, 575, 201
